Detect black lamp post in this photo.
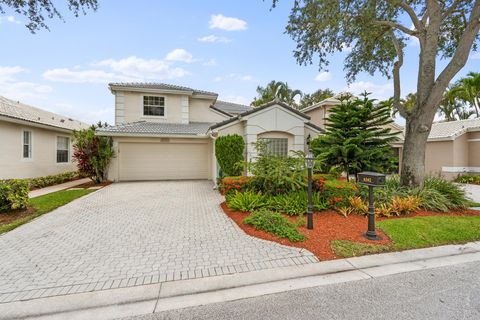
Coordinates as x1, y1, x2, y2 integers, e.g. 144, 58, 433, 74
305, 150, 315, 230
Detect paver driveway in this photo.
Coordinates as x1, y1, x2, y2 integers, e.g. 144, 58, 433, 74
0, 181, 317, 303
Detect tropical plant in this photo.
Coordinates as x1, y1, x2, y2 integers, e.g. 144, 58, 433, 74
423, 177, 468, 209
72, 123, 114, 183
390, 196, 421, 216
252, 80, 303, 108
248, 142, 306, 194
454, 72, 480, 117
215, 134, 245, 177
0, 0, 98, 33
268, 191, 307, 216
456, 174, 480, 185
226, 190, 269, 212
271, 0, 480, 187
311, 94, 398, 179
243, 208, 306, 242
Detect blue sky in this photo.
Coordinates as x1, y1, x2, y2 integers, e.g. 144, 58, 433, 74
0, 0, 479, 124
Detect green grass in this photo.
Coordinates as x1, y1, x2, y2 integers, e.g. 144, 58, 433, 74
331, 240, 389, 258
378, 216, 480, 250
0, 189, 94, 234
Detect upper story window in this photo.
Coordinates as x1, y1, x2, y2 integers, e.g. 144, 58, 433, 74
56, 136, 70, 163
143, 96, 165, 116
261, 138, 288, 156
23, 131, 32, 159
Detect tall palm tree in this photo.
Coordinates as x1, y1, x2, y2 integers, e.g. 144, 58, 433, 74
251, 81, 303, 108
453, 72, 480, 117
439, 86, 461, 121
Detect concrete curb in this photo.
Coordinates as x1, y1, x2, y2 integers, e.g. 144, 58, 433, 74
1, 241, 480, 320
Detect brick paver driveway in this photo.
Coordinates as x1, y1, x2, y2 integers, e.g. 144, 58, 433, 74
0, 181, 317, 303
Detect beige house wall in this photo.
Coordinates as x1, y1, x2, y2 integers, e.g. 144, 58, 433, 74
424, 140, 454, 179
117, 91, 219, 125
468, 131, 480, 168
217, 122, 244, 136
0, 121, 76, 179
189, 99, 228, 123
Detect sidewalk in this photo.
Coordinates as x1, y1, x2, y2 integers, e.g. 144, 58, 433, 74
29, 178, 91, 198
1, 241, 479, 320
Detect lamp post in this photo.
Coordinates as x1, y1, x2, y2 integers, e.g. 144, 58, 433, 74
305, 150, 315, 230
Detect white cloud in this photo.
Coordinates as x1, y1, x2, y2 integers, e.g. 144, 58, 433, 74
214, 73, 253, 82
315, 71, 332, 82
203, 59, 217, 66
0, 15, 21, 24
165, 49, 195, 63
209, 14, 247, 31
198, 35, 232, 43
95, 56, 190, 79
51, 102, 112, 124
345, 81, 393, 100
43, 68, 134, 83
0, 66, 53, 100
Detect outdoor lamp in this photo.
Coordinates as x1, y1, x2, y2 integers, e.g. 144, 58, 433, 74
305, 150, 315, 229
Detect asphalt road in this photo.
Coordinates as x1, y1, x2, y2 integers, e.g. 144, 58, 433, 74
121, 261, 480, 320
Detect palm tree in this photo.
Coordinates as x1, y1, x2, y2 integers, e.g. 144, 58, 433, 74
453, 72, 480, 117
439, 86, 461, 121
252, 81, 303, 108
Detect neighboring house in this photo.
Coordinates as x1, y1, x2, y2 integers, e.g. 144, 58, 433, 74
419, 118, 480, 179
303, 95, 480, 180
0, 96, 89, 179
302, 94, 405, 170
96, 82, 323, 182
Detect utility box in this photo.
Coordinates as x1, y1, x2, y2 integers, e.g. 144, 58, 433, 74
358, 172, 386, 187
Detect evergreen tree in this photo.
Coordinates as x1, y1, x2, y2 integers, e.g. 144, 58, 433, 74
310, 94, 398, 180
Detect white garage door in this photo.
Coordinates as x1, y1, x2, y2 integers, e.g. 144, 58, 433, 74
118, 142, 210, 181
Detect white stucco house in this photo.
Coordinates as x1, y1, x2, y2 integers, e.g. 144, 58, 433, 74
0, 96, 89, 179
96, 83, 323, 182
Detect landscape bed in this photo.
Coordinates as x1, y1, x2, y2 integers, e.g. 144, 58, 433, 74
221, 202, 480, 260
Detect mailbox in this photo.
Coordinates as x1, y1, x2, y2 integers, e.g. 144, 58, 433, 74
358, 172, 386, 187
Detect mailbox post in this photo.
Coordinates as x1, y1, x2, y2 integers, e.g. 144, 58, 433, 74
357, 171, 386, 240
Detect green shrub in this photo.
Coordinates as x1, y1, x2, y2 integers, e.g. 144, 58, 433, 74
423, 177, 468, 209
408, 187, 450, 212
28, 171, 79, 189
226, 190, 268, 212
321, 179, 357, 208
215, 135, 245, 177
269, 192, 307, 216
243, 208, 306, 242
219, 176, 254, 195
248, 142, 306, 195
455, 174, 480, 185
0, 180, 29, 212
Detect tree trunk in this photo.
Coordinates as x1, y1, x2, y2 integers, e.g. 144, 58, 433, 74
400, 101, 437, 187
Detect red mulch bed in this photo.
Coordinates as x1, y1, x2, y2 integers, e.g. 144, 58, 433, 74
0, 207, 36, 225
70, 180, 112, 189
221, 202, 480, 260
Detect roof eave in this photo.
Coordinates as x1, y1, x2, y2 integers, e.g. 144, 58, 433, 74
95, 131, 209, 138
0, 114, 77, 133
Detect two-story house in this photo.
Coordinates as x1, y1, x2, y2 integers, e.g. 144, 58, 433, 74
96, 83, 323, 182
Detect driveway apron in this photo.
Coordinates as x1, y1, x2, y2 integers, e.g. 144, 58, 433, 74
0, 181, 317, 303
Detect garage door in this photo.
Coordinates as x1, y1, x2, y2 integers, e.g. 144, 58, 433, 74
118, 142, 210, 181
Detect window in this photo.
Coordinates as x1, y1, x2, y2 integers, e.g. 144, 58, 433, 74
262, 138, 288, 156
57, 136, 70, 163
143, 96, 165, 116
23, 131, 32, 159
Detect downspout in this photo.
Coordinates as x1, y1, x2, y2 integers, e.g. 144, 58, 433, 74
208, 130, 219, 189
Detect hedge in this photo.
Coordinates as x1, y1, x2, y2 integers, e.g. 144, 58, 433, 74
215, 134, 245, 177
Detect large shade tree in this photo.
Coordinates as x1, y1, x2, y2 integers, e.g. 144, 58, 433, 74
272, 0, 480, 187
0, 0, 98, 33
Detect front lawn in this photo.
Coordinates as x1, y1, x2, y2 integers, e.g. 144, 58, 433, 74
0, 189, 94, 234
378, 215, 480, 250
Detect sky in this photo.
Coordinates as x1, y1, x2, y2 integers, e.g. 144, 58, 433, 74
0, 0, 479, 125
